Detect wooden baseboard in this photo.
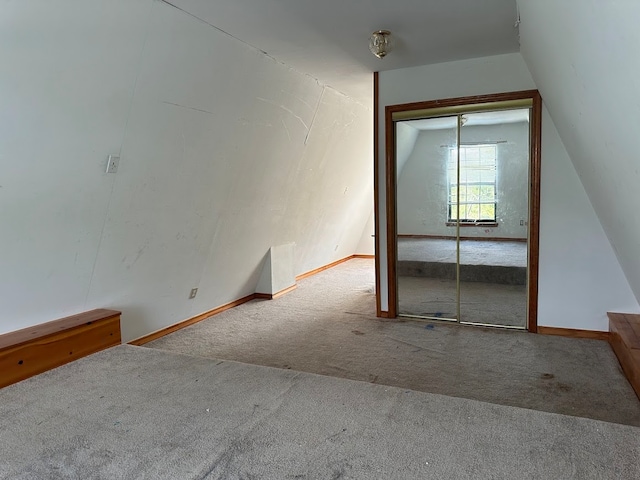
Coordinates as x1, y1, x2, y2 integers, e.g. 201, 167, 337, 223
608, 312, 640, 400
255, 284, 298, 300
129, 295, 255, 346
538, 326, 609, 341
0, 309, 121, 389
131, 254, 369, 346
295, 254, 374, 282
272, 284, 297, 299
295, 255, 354, 282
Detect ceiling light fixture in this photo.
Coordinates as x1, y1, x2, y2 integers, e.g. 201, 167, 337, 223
369, 30, 393, 59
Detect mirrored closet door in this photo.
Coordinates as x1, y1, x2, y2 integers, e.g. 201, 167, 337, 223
395, 105, 532, 329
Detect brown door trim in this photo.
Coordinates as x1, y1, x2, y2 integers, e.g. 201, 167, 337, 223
528, 92, 542, 333
383, 90, 542, 331
373, 72, 382, 317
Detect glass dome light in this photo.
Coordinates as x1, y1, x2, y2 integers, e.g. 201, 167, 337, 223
369, 30, 393, 59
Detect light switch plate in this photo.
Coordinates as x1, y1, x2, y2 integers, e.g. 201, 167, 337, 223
106, 155, 120, 174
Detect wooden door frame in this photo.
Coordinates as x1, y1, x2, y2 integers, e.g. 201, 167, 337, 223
383, 90, 542, 332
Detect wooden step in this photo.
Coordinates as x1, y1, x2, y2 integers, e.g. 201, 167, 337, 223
0, 309, 121, 389
608, 312, 640, 400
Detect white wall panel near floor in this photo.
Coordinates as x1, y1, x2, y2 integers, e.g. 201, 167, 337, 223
0, 0, 373, 341
355, 210, 375, 256
377, 53, 639, 330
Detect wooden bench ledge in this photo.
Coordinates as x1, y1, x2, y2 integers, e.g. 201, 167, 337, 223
608, 312, 640, 400
0, 309, 121, 388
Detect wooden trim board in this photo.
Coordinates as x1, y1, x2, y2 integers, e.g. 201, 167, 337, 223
296, 255, 374, 282
385, 97, 398, 318
273, 285, 297, 299
538, 326, 609, 341
129, 294, 256, 346
255, 284, 299, 301
374, 71, 382, 318
528, 91, 542, 333
0, 309, 121, 388
132, 254, 375, 346
608, 312, 640, 400
608, 313, 640, 348
295, 255, 356, 282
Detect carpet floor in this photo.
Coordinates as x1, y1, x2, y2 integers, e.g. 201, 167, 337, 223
398, 276, 527, 327
1, 345, 639, 479
398, 238, 527, 267
147, 258, 640, 427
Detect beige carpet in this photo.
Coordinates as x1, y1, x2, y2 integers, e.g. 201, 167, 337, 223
147, 258, 640, 426
398, 276, 527, 327
2, 345, 639, 479
398, 238, 527, 267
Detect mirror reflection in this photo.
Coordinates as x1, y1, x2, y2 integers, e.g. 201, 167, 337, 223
396, 109, 530, 328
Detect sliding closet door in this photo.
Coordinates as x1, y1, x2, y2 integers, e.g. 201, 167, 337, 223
386, 91, 540, 328
396, 116, 458, 320
458, 110, 530, 328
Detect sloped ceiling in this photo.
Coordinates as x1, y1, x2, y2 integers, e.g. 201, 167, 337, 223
517, 0, 640, 302
158, 0, 640, 304
162, 0, 520, 104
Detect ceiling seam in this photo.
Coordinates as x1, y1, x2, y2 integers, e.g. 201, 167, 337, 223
157, 0, 369, 108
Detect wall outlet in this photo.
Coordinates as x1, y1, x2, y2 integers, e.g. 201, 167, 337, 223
189, 288, 198, 299
106, 155, 120, 174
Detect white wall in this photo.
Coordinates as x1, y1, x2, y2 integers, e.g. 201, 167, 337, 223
517, 0, 640, 306
377, 53, 638, 330
0, 0, 373, 341
255, 243, 296, 296
397, 122, 529, 239
355, 210, 375, 255
538, 108, 639, 330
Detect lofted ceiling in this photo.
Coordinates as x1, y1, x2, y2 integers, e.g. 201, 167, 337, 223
163, 0, 520, 104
